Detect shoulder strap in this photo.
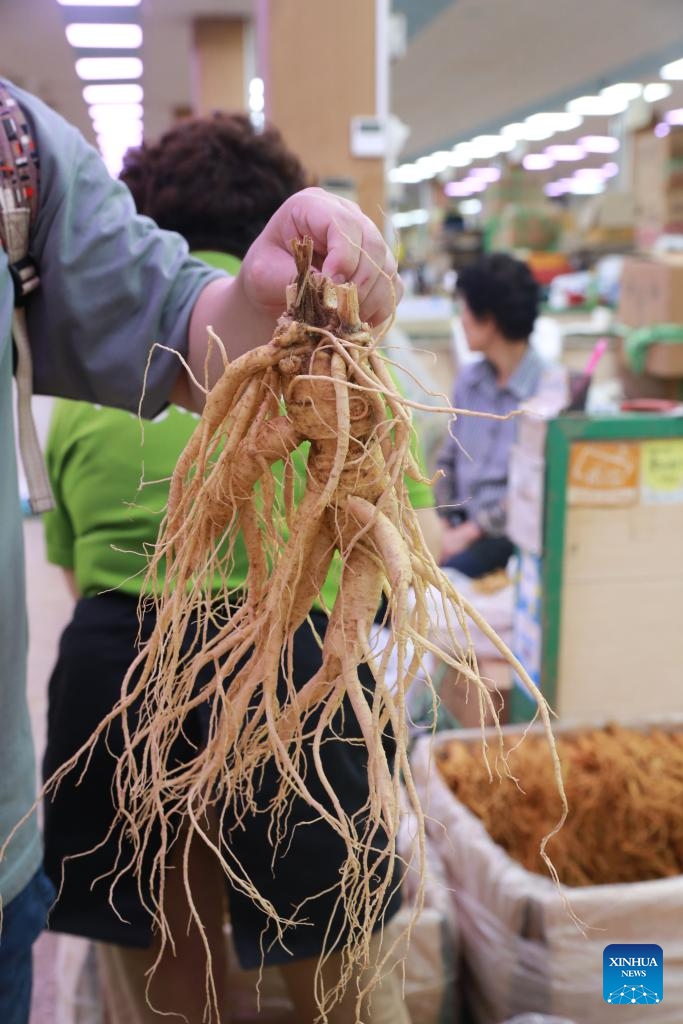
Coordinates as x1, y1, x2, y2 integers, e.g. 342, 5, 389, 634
0, 83, 54, 513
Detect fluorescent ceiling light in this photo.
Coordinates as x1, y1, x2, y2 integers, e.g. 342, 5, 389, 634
96, 118, 143, 143
570, 178, 605, 195
66, 23, 142, 48
545, 144, 585, 161
545, 182, 568, 197
655, 122, 671, 138
468, 166, 501, 182
578, 135, 619, 154
448, 145, 473, 168
574, 167, 606, 179
601, 82, 642, 102
444, 180, 477, 197
660, 58, 683, 80
89, 102, 143, 121
388, 163, 422, 184
416, 151, 453, 176
602, 162, 619, 178
643, 82, 672, 103
522, 154, 554, 171
501, 122, 527, 141
523, 123, 555, 141
59, 0, 140, 5
92, 114, 142, 135
76, 57, 143, 81
526, 112, 583, 132
665, 108, 683, 125
248, 78, 265, 113
83, 83, 143, 104
567, 94, 629, 116
391, 209, 429, 228
469, 135, 504, 159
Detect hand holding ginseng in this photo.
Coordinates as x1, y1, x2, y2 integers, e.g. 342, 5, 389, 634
184, 188, 403, 404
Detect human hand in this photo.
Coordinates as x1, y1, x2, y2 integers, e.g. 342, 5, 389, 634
238, 187, 402, 327
439, 521, 482, 562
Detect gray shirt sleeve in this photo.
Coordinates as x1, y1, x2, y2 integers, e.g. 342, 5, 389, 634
16, 84, 225, 416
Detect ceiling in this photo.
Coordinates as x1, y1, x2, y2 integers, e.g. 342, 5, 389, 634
1, 0, 682, 161
0, 0, 252, 143
391, 0, 683, 159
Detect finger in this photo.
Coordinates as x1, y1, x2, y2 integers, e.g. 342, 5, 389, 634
360, 271, 398, 328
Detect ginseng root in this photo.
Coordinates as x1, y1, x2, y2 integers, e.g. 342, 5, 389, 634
11, 237, 567, 1022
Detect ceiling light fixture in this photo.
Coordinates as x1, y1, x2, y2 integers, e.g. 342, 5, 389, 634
444, 180, 477, 197
388, 163, 423, 184
500, 123, 528, 141
88, 102, 143, 121
467, 166, 501, 182
522, 154, 554, 171
578, 135, 619, 153
82, 83, 143, 104
660, 57, 683, 80
567, 94, 629, 116
545, 144, 585, 161
526, 112, 583, 132
643, 82, 673, 103
75, 57, 143, 80
601, 82, 642, 102
58, 0, 140, 5
66, 23, 142, 48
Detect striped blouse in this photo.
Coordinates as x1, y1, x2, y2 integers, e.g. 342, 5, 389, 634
434, 348, 545, 536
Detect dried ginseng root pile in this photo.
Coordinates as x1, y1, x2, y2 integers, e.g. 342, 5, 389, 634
437, 723, 683, 887
32, 238, 566, 1019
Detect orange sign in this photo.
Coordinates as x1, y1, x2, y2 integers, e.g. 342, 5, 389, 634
568, 442, 639, 506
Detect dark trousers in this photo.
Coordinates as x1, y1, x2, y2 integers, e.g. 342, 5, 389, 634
443, 535, 515, 578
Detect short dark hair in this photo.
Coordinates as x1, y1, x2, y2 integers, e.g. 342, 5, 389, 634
120, 113, 309, 259
456, 253, 540, 341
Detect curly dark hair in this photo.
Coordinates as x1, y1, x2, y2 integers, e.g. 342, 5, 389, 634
456, 253, 540, 341
120, 113, 309, 259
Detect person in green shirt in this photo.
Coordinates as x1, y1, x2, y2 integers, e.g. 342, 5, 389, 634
42, 113, 434, 1024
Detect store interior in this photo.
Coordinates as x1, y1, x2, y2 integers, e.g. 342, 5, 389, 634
3, 1, 683, 1022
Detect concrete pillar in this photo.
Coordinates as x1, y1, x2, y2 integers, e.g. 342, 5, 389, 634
191, 17, 248, 115
256, 0, 386, 226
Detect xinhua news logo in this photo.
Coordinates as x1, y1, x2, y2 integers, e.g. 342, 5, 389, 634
603, 944, 663, 1005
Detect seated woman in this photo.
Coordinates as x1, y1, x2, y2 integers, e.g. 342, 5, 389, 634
435, 253, 544, 578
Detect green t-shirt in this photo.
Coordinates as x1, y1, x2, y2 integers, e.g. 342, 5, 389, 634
45, 397, 434, 612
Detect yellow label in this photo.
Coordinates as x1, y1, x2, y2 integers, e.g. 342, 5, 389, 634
641, 439, 683, 503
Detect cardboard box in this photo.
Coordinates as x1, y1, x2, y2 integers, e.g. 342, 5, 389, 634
632, 126, 683, 243
617, 254, 683, 329
507, 443, 545, 555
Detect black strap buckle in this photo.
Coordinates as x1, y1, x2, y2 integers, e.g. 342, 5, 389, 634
9, 255, 40, 308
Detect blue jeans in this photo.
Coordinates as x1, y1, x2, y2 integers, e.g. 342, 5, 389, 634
0, 868, 55, 1024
